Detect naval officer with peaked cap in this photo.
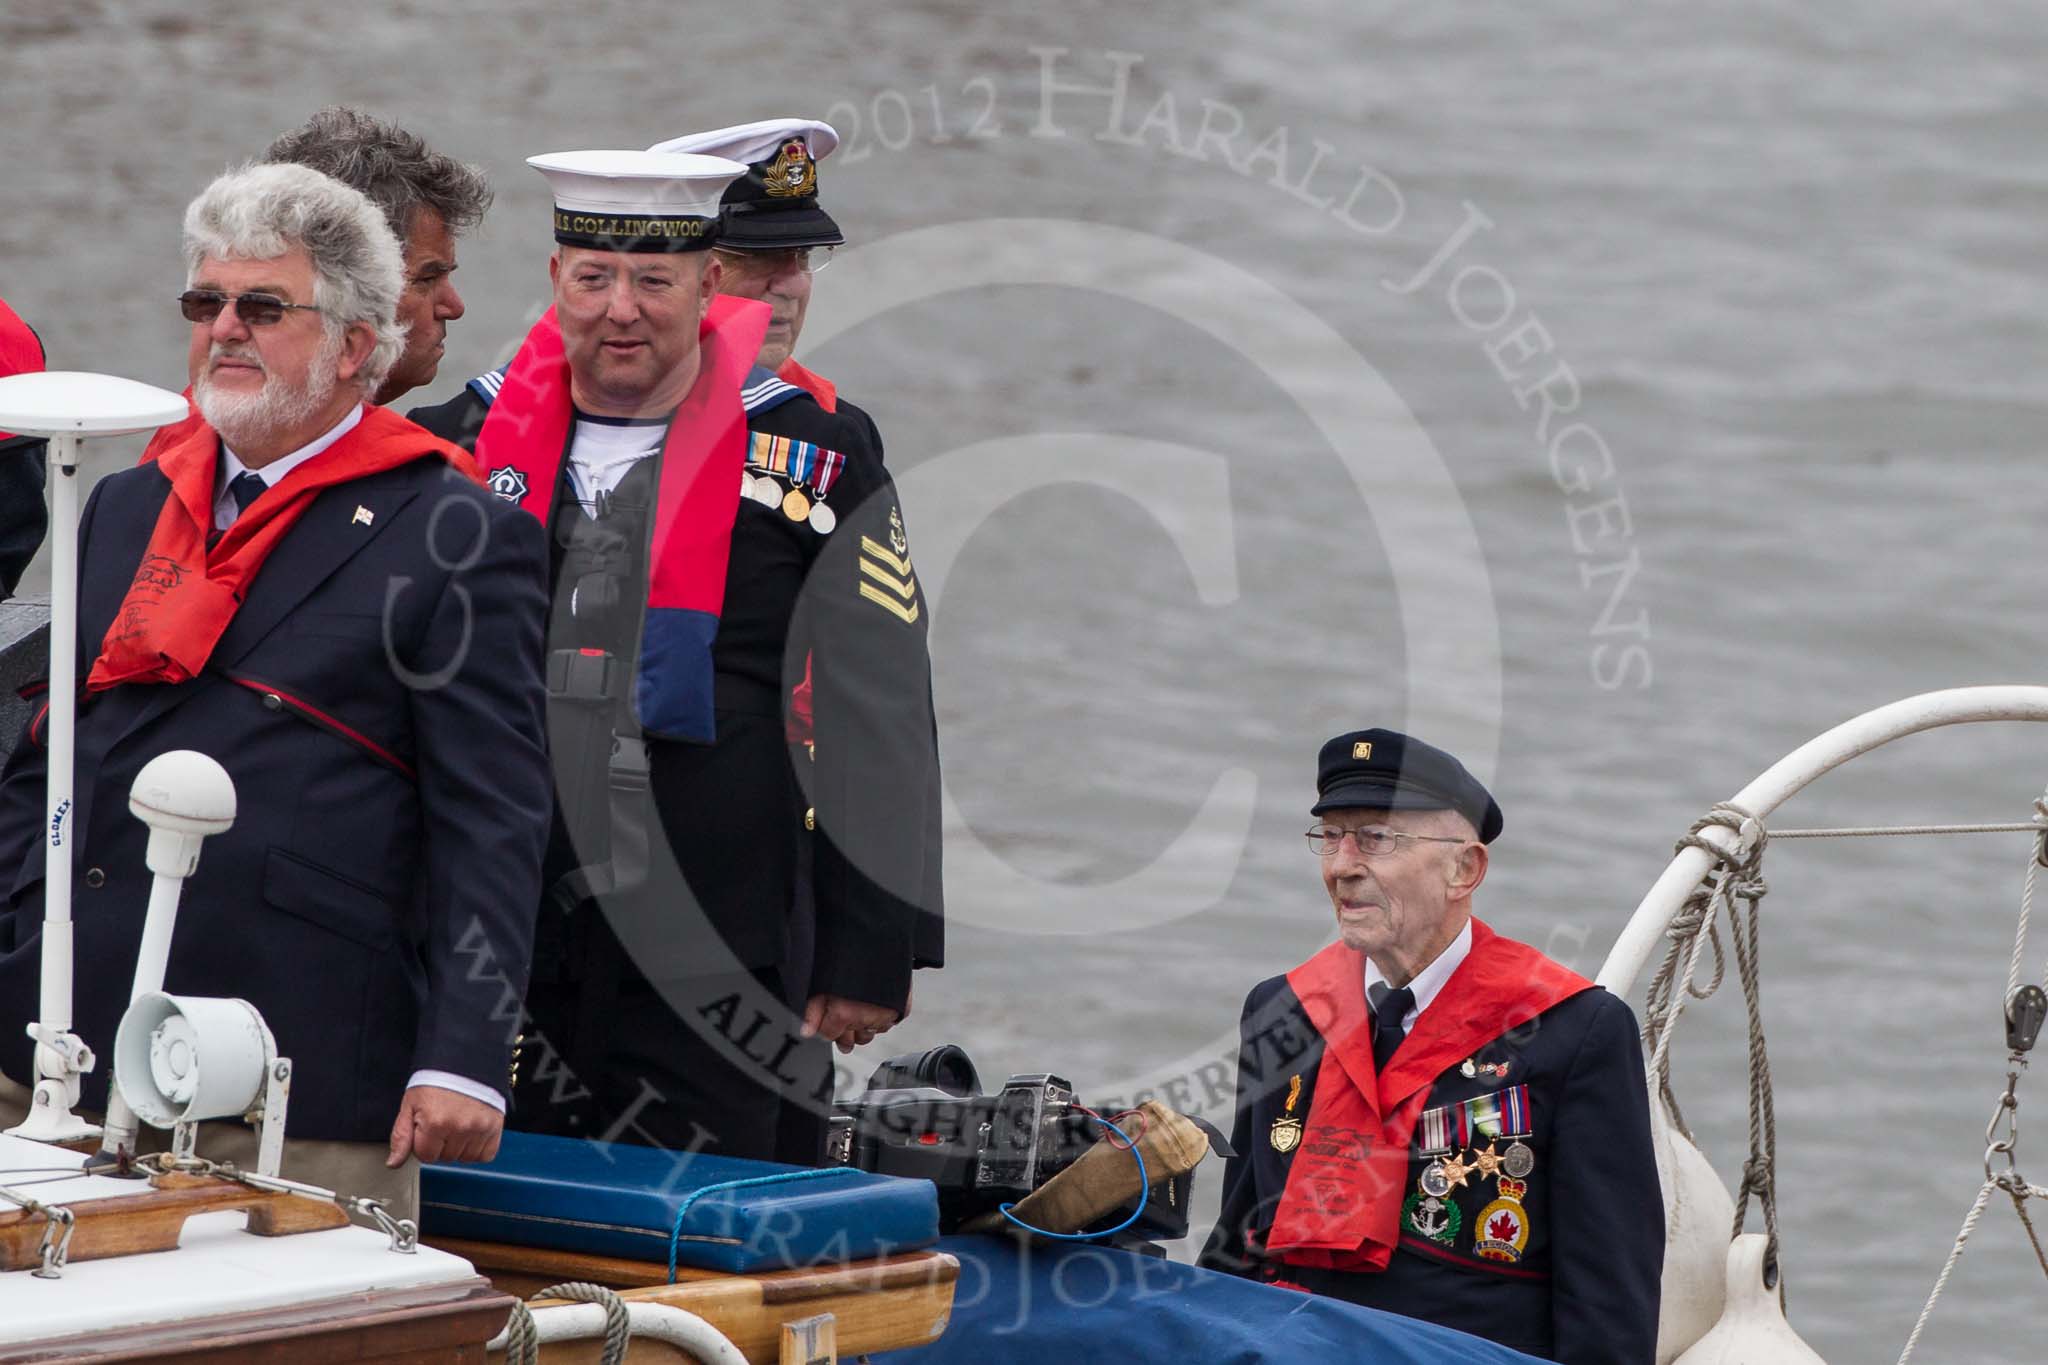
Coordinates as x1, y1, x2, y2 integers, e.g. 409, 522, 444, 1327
649, 118, 945, 1134
1200, 730, 1663, 1363
409, 148, 943, 1162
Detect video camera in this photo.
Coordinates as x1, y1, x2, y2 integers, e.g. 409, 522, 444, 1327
825, 1045, 1194, 1240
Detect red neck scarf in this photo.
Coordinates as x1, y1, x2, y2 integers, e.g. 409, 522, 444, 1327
1265, 918, 1591, 1272
88, 405, 471, 691
139, 392, 481, 485
776, 356, 836, 412
0, 296, 44, 440
474, 295, 768, 742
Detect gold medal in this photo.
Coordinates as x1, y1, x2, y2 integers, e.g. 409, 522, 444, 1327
1269, 1074, 1304, 1153
782, 487, 812, 522
1438, 1150, 1476, 1191
1471, 1141, 1503, 1182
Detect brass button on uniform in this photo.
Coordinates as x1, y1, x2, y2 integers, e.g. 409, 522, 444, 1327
804, 807, 815, 831
83, 867, 105, 889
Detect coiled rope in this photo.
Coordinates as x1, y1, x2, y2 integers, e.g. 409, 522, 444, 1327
499, 1282, 631, 1365
1639, 803, 1783, 1279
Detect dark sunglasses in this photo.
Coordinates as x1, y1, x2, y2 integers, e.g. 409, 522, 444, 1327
178, 289, 325, 326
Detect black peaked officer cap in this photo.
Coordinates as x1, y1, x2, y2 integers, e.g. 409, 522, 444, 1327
648, 120, 845, 252
1311, 728, 1504, 844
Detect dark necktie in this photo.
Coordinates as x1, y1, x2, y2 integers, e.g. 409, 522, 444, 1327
1370, 983, 1416, 1071
210, 471, 267, 549
229, 470, 267, 519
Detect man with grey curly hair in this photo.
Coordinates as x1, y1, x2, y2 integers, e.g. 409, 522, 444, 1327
182, 161, 408, 458
0, 160, 552, 1218
264, 107, 492, 404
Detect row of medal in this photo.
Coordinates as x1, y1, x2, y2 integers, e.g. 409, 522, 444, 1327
743, 431, 844, 534
1415, 1080, 1535, 1195
1403, 1081, 1536, 1261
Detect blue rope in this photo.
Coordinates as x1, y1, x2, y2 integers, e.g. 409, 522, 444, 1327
998, 1113, 1151, 1242
665, 1167, 866, 1282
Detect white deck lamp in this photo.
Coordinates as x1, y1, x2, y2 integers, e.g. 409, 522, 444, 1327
0, 371, 190, 1143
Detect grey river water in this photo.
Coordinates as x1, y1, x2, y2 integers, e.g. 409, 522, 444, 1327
5, 1, 2047, 1358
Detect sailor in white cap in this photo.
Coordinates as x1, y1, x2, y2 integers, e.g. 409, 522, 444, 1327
409, 146, 944, 1165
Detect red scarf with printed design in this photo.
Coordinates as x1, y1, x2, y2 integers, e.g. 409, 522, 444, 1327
88, 405, 473, 690
1264, 918, 1591, 1272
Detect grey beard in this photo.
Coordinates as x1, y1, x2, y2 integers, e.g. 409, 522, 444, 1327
195, 329, 344, 451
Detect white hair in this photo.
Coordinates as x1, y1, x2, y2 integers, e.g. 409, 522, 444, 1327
182, 162, 408, 395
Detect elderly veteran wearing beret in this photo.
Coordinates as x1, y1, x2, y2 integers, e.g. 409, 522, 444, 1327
1200, 729, 1662, 1364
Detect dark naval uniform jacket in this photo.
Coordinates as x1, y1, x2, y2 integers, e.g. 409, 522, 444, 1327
0, 421, 552, 1141
1199, 924, 1663, 1364
408, 367, 943, 1015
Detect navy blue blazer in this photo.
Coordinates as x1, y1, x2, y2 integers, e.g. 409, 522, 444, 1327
0, 434, 46, 598
1199, 970, 1663, 1364
0, 436, 551, 1141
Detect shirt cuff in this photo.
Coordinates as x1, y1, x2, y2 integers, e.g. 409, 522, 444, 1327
406, 1069, 506, 1113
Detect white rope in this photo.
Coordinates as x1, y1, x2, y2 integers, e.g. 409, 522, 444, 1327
1895, 788, 2048, 1363
1770, 821, 2040, 839
2015, 797, 2046, 1001
1896, 1180, 1995, 1365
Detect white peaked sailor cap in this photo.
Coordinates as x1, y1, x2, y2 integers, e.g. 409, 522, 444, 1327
647, 119, 844, 250
527, 149, 747, 253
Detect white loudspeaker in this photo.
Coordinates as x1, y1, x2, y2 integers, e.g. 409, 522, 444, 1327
114, 992, 276, 1127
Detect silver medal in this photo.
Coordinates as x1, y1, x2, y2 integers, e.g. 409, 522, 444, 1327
1420, 1161, 1451, 1199
750, 476, 783, 508
741, 471, 759, 500
807, 502, 836, 534
1503, 1141, 1535, 1179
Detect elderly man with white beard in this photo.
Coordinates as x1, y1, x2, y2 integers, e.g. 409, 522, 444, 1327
0, 162, 552, 1219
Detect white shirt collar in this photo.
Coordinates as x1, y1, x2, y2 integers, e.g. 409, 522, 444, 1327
214, 403, 364, 529
1363, 918, 1474, 1034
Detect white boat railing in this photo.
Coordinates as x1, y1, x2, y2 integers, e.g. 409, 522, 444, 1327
1600, 685, 2048, 996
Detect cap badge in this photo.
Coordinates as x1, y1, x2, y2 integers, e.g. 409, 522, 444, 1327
763, 138, 816, 198
1352, 741, 1373, 760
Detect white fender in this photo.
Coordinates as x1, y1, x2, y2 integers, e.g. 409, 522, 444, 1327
1652, 1099, 1736, 1364
1673, 1234, 1827, 1365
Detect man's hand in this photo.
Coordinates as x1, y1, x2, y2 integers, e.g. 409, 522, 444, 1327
387, 1085, 503, 1167
801, 994, 901, 1054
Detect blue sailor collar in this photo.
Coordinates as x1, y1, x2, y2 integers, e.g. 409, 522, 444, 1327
464, 363, 807, 417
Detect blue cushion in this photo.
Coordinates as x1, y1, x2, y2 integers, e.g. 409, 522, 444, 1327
420, 1131, 940, 1275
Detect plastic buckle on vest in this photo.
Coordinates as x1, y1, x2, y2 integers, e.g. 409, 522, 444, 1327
608, 735, 651, 793
547, 647, 616, 702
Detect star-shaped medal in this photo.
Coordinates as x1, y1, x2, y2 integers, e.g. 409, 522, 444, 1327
1440, 1150, 1476, 1190
1471, 1141, 1503, 1181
